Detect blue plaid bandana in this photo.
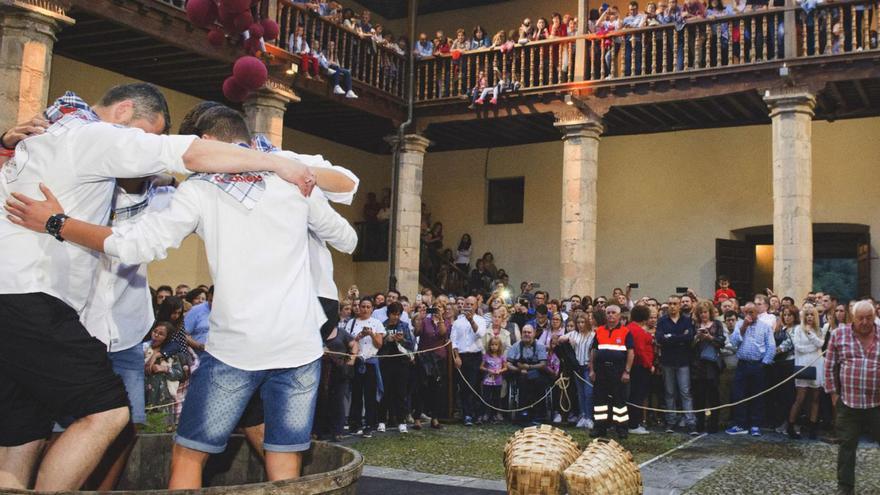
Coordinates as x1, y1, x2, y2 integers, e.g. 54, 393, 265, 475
251, 133, 279, 153
44, 91, 100, 124
188, 143, 269, 210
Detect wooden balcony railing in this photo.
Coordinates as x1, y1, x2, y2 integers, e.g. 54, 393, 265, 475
413, 0, 880, 103
274, 0, 408, 100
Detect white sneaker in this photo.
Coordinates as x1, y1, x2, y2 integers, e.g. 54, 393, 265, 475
584, 418, 594, 430
345, 90, 359, 99
333, 85, 345, 95
575, 417, 587, 428
354, 429, 364, 436
398, 423, 408, 434
327, 68, 337, 75
553, 413, 563, 424
377, 422, 386, 432
419, 413, 431, 421
629, 426, 650, 435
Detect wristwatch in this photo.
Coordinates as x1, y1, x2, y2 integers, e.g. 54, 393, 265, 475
45, 213, 69, 242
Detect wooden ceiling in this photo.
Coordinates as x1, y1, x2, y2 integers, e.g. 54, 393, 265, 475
352, 0, 512, 20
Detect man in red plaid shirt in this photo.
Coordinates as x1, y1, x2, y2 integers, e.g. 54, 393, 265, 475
824, 300, 880, 495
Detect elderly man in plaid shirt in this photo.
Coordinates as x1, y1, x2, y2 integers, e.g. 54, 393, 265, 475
824, 299, 880, 495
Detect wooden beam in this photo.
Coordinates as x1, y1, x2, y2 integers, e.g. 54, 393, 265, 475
61, 35, 153, 51
59, 27, 130, 41
651, 103, 685, 126
669, 102, 701, 124
852, 80, 871, 108
706, 97, 737, 120
686, 100, 720, 122
723, 94, 754, 119
826, 82, 847, 112
68, 0, 240, 64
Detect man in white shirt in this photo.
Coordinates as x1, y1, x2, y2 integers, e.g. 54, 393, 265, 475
755, 294, 778, 329
450, 295, 488, 426
345, 297, 386, 437
372, 289, 412, 325
5, 105, 357, 489
0, 83, 351, 492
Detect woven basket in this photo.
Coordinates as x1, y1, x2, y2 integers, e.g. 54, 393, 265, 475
504, 425, 580, 495
563, 438, 643, 495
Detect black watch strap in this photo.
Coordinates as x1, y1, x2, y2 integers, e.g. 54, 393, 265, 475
45, 213, 69, 242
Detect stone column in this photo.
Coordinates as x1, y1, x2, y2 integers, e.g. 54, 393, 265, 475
243, 82, 298, 147
385, 134, 431, 299
0, 2, 72, 133
554, 118, 603, 299
764, 89, 815, 300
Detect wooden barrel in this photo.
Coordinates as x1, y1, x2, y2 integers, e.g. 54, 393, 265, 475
7, 434, 363, 495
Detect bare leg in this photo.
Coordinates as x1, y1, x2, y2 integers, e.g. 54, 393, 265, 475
243, 424, 265, 462
789, 387, 807, 424
0, 440, 44, 490
34, 407, 129, 491
84, 422, 137, 490
808, 388, 821, 423
168, 444, 209, 490
265, 452, 302, 481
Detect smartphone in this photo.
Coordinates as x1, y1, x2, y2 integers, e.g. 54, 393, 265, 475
532, 283, 541, 288
628, 282, 640, 289
675, 286, 688, 293
426, 307, 437, 315
415, 294, 422, 304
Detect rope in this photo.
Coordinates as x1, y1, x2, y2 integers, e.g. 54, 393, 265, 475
455, 365, 565, 413
145, 401, 181, 412
573, 349, 827, 415
322, 340, 453, 358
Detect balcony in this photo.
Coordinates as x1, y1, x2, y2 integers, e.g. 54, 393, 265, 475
53, 0, 880, 152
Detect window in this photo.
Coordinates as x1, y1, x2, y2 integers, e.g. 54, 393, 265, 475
487, 177, 525, 225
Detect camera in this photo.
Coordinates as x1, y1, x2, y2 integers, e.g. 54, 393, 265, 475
628, 282, 639, 289
426, 307, 437, 315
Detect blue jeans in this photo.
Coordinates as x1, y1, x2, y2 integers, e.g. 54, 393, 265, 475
731, 360, 765, 429
109, 344, 146, 425
576, 365, 594, 420
176, 353, 320, 454
329, 64, 352, 92
663, 365, 695, 427
624, 39, 642, 76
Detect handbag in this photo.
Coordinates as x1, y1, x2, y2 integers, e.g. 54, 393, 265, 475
792, 365, 817, 380
699, 342, 720, 364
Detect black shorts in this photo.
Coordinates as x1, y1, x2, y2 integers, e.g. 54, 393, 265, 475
0, 293, 129, 446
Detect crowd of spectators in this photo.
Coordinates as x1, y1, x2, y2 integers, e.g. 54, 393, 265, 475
145, 274, 878, 448
278, 0, 878, 95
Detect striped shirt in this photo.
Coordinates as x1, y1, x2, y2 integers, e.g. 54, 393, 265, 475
824, 325, 880, 409
564, 330, 595, 366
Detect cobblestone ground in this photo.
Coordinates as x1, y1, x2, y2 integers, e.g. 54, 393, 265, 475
683, 434, 880, 495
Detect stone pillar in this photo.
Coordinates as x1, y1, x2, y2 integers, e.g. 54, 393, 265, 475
243, 82, 298, 147
554, 118, 603, 299
0, 2, 71, 133
764, 89, 815, 300
385, 134, 431, 299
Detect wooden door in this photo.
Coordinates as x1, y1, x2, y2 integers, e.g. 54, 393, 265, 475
716, 238, 754, 303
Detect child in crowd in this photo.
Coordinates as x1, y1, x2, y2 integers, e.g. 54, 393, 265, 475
474, 68, 520, 105
144, 321, 186, 430
545, 334, 564, 422
481, 336, 508, 422
316, 39, 358, 98
288, 26, 320, 78
468, 70, 488, 109
714, 275, 737, 304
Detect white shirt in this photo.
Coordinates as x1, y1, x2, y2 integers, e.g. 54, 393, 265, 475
0, 115, 195, 312
759, 312, 777, 329
451, 314, 488, 354
103, 175, 357, 371
81, 183, 175, 351
372, 306, 412, 324
345, 317, 386, 360
271, 150, 359, 300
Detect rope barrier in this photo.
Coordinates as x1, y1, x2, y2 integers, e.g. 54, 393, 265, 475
142, 343, 828, 419
572, 349, 828, 415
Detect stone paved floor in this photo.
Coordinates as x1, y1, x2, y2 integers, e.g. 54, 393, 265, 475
642, 432, 880, 495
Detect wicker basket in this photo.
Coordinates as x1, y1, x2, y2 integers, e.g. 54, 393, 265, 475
504, 425, 580, 495
563, 438, 643, 495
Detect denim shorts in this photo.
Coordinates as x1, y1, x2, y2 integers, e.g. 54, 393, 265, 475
175, 353, 321, 454
109, 344, 147, 425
